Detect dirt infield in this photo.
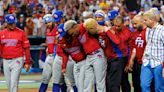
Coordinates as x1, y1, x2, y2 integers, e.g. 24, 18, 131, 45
0, 88, 52, 92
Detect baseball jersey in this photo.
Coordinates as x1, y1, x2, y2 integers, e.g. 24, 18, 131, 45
46, 26, 58, 54
98, 27, 120, 59
57, 36, 86, 70
78, 23, 101, 54
104, 27, 132, 58
130, 28, 147, 64
0, 27, 31, 65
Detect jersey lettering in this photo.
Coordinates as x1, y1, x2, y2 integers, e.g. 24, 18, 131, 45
135, 37, 144, 48
1, 39, 18, 46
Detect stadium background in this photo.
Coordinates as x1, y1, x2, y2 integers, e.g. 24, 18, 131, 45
0, 0, 164, 92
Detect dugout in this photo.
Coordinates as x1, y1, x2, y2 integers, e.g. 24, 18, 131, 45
28, 36, 46, 68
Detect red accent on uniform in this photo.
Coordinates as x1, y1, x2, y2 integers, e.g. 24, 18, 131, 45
163, 62, 164, 68
57, 37, 86, 70
0, 28, 31, 65
98, 32, 115, 58
129, 28, 147, 64
99, 27, 132, 59
46, 26, 58, 54
79, 24, 101, 54
106, 27, 121, 45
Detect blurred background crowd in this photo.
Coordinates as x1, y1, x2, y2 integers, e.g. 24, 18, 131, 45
0, 0, 163, 36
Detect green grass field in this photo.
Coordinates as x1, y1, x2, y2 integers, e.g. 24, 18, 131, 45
0, 73, 134, 92
0, 74, 52, 90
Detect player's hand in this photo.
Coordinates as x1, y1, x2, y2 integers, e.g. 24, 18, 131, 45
124, 61, 134, 73
62, 69, 66, 76
24, 64, 30, 72
107, 27, 115, 34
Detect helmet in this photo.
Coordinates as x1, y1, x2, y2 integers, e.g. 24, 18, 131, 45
52, 10, 64, 22
5, 14, 16, 24
43, 14, 53, 23
108, 10, 119, 20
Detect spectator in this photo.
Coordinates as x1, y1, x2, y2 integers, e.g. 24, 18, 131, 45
160, 5, 164, 25
16, 14, 26, 30
0, 0, 4, 17
89, 0, 100, 12
24, 17, 35, 36
124, 0, 140, 12
152, 0, 162, 9
99, 1, 110, 14
141, 0, 153, 11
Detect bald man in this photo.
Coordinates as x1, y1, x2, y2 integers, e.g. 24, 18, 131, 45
141, 10, 164, 92
125, 14, 150, 92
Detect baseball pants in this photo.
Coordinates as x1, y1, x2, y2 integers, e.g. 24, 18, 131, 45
41, 54, 54, 84
52, 55, 75, 87
3, 57, 24, 92
84, 48, 107, 92
74, 59, 86, 92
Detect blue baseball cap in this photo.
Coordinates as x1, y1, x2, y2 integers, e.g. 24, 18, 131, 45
43, 14, 54, 23
52, 10, 64, 22
57, 23, 66, 38
5, 14, 16, 24
108, 10, 119, 20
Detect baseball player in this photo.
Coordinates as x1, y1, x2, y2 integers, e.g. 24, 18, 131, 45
64, 20, 107, 92
39, 14, 58, 92
51, 10, 69, 92
82, 17, 131, 92
54, 23, 86, 92
0, 14, 31, 92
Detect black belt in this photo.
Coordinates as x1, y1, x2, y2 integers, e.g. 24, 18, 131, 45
108, 57, 127, 62
88, 49, 101, 55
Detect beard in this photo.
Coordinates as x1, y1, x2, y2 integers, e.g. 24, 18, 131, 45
137, 25, 143, 32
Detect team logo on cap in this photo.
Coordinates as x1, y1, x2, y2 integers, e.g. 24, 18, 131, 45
58, 29, 62, 32
53, 14, 58, 18
9, 16, 14, 20
108, 13, 111, 17
45, 17, 50, 21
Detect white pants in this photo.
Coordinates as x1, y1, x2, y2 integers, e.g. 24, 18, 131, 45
84, 49, 107, 92
3, 57, 24, 92
74, 59, 86, 92
52, 55, 75, 86
41, 54, 54, 84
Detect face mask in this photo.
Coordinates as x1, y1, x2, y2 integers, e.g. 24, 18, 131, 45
98, 21, 105, 26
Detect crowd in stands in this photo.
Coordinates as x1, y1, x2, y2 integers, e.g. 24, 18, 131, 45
0, 0, 163, 36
